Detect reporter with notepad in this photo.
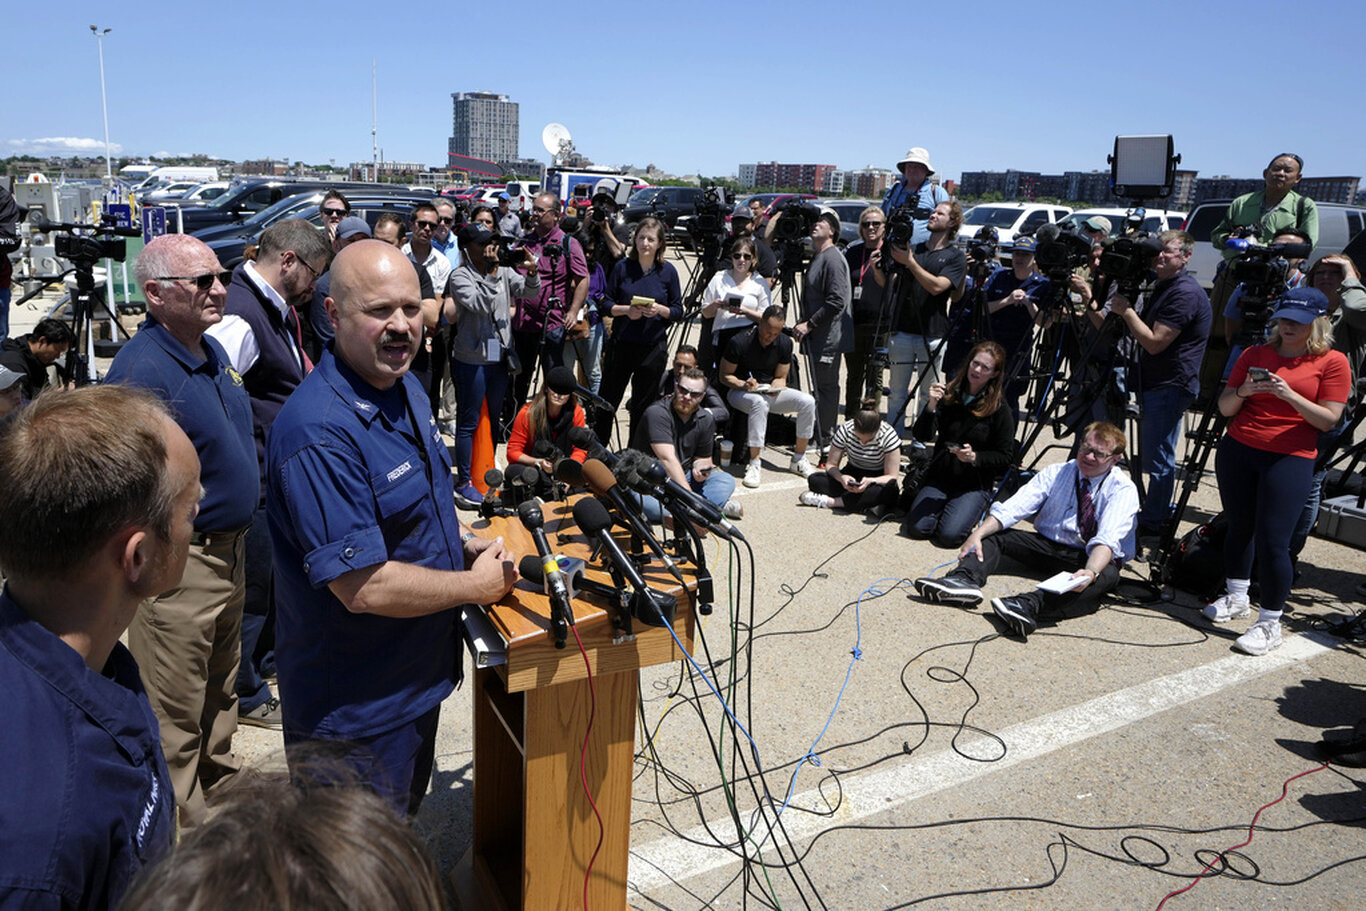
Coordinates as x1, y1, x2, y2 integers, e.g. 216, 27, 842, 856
910, 422, 1138, 640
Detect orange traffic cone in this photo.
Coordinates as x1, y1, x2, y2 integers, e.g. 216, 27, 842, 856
471, 400, 496, 495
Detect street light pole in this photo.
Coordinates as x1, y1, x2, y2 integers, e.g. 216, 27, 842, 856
90, 25, 112, 180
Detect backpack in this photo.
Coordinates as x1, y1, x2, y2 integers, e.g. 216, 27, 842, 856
1168, 513, 1228, 601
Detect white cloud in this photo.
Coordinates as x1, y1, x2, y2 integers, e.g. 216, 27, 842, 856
8, 137, 123, 155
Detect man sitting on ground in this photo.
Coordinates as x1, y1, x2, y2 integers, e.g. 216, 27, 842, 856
633, 366, 742, 523
911, 421, 1138, 640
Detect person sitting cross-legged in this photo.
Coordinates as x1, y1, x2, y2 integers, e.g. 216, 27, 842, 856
910, 421, 1138, 640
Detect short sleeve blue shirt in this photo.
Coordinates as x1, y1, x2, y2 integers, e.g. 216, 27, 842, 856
266, 349, 465, 740
0, 591, 174, 910
103, 320, 258, 532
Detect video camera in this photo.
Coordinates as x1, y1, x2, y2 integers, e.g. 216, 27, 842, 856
967, 225, 999, 264
690, 181, 734, 236
493, 235, 524, 267
41, 214, 136, 265
1099, 231, 1163, 300
1226, 231, 1312, 331
1034, 224, 1092, 276
884, 201, 934, 248
772, 197, 820, 242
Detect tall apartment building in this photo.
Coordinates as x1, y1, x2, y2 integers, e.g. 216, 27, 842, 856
747, 161, 840, 194
845, 167, 897, 199
448, 91, 519, 165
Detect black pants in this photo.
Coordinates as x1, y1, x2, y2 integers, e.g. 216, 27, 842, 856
957, 528, 1119, 619
808, 464, 898, 513
595, 337, 667, 445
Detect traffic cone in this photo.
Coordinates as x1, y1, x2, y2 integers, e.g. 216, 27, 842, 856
471, 401, 496, 494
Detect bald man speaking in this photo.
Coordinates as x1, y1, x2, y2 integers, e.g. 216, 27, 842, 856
266, 240, 517, 815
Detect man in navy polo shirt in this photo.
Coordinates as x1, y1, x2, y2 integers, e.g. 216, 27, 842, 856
267, 240, 518, 814
105, 234, 260, 827
0, 386, 192, 908
207, 218, 332, 730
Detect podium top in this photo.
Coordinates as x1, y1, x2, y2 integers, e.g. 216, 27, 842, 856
466, 496, 696, 692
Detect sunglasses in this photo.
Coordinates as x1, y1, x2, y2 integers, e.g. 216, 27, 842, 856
157, 270, 233, 292
861, 220, 884, 228
731, 253, 753, 261
321, 207, 347, 217
436, 216, 454, 224
676, 387, 706, 399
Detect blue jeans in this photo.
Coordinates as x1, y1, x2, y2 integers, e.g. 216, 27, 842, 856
886, 331, 944, 439
0, 284, 10, 340
636, 467, 736, 524
1137, 385, 1194, 531
563, 321, 605, 394
451, 360, 509, 485
1289, 419, 1349, 557
903, 485, 991, 548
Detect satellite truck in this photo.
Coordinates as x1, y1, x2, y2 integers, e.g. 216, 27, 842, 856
536, 123, 641, 216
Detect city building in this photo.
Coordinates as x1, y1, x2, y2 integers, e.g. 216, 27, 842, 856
744, 162, 840, 194
844, 167, 897, 199
448, 91, 519, 167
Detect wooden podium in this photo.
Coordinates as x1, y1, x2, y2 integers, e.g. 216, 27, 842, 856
453, 497, 696, 911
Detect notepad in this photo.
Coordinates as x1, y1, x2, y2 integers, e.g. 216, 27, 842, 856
1036, 571, 1088, 594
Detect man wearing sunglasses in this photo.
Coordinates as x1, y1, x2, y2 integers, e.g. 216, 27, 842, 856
105, 234, 258, 826
207, 218, 331, 731
913, 422, 1138, 641
431, 198, 462, 271
633, 365, 741, 523
318, 190, 351, 245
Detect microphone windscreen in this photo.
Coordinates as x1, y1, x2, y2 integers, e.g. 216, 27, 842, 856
581, 459, 616, 494
518, 553, 545, 584
572, 496, 613, 534
554, 457, 583, 484
566, 426, 597, 449
484, 468, 504, 488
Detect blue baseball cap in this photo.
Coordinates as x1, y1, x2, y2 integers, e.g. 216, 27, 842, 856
1012, 235, 1038, 253
1272, 286, 1330, 324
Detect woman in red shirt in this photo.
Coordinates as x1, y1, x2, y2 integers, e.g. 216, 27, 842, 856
1208, 287, 1350, 655
505, 366, 588, 497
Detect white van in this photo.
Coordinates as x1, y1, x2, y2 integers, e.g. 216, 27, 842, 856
132, 166, 220, 194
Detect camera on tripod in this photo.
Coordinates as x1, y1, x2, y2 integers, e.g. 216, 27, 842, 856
966, 225, 999, 264
1099, 231, 1164, 299
884, 201, 934, 248
1226, 232, 1311, 331
689, 181, 734, 236
773, 198, 821, 242
47, 214, 130, 265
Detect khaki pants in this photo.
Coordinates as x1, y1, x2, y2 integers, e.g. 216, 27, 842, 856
128, 531, 246, 827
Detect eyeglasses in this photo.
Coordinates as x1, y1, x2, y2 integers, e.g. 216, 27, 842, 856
531, 206, 553, 215
321, 207, 347, 218
292, 254, 322, 280
860, 220, 885, 228
676, 387, 706, 399
415, 220, 438, 230
1079, 444, 1118, 460
731, 253, 753, 261
436, 216, 454, 224
158, 271, 232, 292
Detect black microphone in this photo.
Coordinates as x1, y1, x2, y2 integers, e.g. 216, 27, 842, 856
518, 553, 620, 603
573, 384, 614, 413
581, 458, 679, 575
553, 456, 584, 488
572, 497, 676, 628
637, 457, 746, 542
517, 501, 573, 647
567, 425, 615, 465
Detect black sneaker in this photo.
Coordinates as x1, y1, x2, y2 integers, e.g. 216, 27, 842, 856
914, 573, 984, 606
991, 596, 1038, 639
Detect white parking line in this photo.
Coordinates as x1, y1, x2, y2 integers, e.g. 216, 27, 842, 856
627, 630, 1338, 893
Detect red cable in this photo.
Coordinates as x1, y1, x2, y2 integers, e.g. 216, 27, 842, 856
570, 623, 604, 911
1154, 761, 1330, 909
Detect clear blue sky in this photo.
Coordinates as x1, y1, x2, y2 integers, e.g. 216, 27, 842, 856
6, 0, 1362, 186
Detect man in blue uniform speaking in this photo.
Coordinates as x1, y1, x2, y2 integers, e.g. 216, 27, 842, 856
266, 240, 518, 815
0, 386, 191, 908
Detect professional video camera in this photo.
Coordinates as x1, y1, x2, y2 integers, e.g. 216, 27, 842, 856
1099, 231, 1163, 300
690, 181, 734, 235
1226, 232, 1312, 333
884, 201, 934, 248
1034, 224, 1092, 275
47, 214, 131, 265
493, 235, 524, 267
772, 197, 820, 242
967, 225, 999, 264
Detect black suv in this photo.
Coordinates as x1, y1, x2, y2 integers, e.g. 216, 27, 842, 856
623, 187, 706, 229
162, 179, 432, 235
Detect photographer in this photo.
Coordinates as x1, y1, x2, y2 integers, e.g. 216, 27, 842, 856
880, 146, 951, 247
444, 222, 540, 504
1209, 152, 1318, 312
792, 211, 853, 450
1109, 230, 1211, 538
0, 317, 75, 400
586, 186, 629, 261
882, 201, 967, 442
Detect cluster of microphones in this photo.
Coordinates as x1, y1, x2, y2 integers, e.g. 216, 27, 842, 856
491, 427, 744, 650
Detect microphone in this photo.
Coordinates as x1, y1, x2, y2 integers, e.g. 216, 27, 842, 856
553, 456, 584, 486
567, 425, 615, 464
581, 458, 679, 574
637, 457, 746, 542
478, 468, 514, 518
573, 384, 614, 413
517, 501, 573, 647
572, 497, 676, 628
518, 553, 621, 603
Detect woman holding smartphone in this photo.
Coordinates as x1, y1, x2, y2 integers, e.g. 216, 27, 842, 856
595, 217, 682, 443
902, 340, 1016, 546
701, 237, 771, 374
1207, 287, 1350, 655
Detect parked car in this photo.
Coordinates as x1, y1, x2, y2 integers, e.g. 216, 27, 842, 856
198, 189, 434, 269
164, 179, 433, 235
956, 202, 1072, 264
139, 180, 203, 203
1182, 199, 1366, 290
181, 181, 232, 202
623, 186, 707, 228
1056, 207, 1186, 239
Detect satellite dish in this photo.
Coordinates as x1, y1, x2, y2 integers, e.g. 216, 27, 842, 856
541, 123, 573, 162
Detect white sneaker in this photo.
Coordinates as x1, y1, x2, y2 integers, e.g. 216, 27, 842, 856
1234, 619, 1282, 656
798, 491, 831, 508
722, 498, 744, 519
790, 456, 816, 478
743, 462, 762, 488
1202, 592, 1251, 623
